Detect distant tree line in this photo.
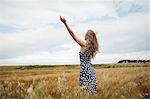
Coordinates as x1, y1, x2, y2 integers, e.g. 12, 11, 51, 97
118, 60, 150, 63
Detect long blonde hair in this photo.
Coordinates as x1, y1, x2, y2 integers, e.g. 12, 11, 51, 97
84, 30, 100, 59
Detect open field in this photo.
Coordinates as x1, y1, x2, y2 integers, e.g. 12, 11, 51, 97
0, 63, 150, 99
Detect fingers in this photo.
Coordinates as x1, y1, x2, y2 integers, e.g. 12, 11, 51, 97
60, 16, 65, 19
60, 16, 66, 23
60, 16, 62, 20
60, 16, 62, 19
60, 16, 63, 22
60, 16, 63, 20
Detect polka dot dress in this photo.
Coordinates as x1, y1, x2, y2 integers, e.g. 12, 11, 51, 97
79, 51, 97, 94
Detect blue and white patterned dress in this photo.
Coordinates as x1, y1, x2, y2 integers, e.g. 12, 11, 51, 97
79, 51, 97, 94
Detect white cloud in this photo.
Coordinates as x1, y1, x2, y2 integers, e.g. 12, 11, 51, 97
0, 0, 118, 29
0, 43, 80, 65
93, 50, 150, 64
0, 47, 149, 65
0, 0, 149, 65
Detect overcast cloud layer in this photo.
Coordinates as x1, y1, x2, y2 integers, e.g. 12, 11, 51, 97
0, 0, 150, 65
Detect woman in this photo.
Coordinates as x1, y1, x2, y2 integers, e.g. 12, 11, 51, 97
60, 16, 99, 94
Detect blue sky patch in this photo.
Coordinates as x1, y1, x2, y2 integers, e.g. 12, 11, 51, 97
0, 25, 18, 33
116, 2, 146, 17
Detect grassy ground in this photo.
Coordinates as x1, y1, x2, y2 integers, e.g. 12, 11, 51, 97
0, 63, 150, 99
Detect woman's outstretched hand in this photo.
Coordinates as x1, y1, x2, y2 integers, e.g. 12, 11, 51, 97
60, 16, 66, 23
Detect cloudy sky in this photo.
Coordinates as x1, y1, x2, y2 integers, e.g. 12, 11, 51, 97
0, 0, 150, 65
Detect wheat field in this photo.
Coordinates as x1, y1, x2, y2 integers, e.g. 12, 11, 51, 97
0, 63, 150, 99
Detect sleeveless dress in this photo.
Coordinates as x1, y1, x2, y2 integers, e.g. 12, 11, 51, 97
79, 51, 97, 94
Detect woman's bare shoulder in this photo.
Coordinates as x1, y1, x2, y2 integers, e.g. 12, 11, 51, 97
80, 46, 86, 53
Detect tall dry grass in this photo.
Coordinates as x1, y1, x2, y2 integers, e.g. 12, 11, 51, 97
0, 65, 150, 99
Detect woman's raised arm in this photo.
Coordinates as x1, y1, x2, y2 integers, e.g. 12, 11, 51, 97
60, 16, 86, 47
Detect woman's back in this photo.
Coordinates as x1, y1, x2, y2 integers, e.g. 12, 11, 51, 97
79, 50, 97, 94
